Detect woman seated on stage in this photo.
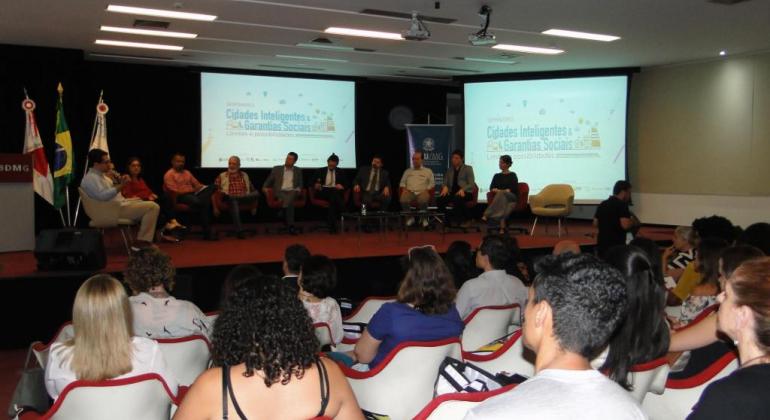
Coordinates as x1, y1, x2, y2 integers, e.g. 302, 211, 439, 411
687, 257, 770, 419
124, 247, 210, 338
299, 255, 344, 345
122, 156, 184, 243
600, 245, 670, 388
45, 274, 178, 400
347, 245, 464, 369
173, 275, 362, 420
482, 154, 518, 232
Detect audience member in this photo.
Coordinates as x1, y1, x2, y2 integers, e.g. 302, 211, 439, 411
437, 149, 476, 228
80, 149, 160, 246
123, 247, 209, 338
163, 152, 216, 240
45, 275, 178, 400
601, 245, 670, 388
593, 180, 639, 259
349, 246, 463, 369
482, 155, 518, 232
213, 156, 259, 239
123, 156, 183, 243
299, 255, 344, 345
687, 257, 770, 419
262, 152, 303, 234
552, 240, 581, 256
466, 253, 644, 420
663, 226, 696, 280
444, 240, 480, 289
174, 276, 362, 419
283, 244, 310, 293
455, 235, 528, 320
220, 264, 262, 307
399, 151, 435, 228
736, 222, 770, 255
674, 239, 728, 327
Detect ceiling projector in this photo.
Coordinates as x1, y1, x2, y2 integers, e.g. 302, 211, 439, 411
402, 11, 430, 41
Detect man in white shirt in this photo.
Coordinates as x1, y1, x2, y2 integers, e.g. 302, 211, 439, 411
465, 253, 646, 420
80, 149, 159, 245
399, 151, 435, 228
455, 235, 528, 320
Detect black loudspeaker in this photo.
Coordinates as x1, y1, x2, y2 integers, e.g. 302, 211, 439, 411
34, 229, 106, 271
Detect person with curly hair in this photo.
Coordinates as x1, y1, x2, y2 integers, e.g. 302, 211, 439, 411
348, 245, 464, 369
173, 276, 363, 419
299, 255, 344, 345
123, 247, 209, 338
45, 274, 178, 400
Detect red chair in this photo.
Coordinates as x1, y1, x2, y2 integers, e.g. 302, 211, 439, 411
162, 184, 192, 213
308, 186, 350, 231
211, 189, 258, 236
263, 187, 307, 233
485, 182, 529, 234
414, 383, 518, 420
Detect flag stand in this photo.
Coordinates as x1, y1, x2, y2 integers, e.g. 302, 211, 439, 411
73, 90, 105, 225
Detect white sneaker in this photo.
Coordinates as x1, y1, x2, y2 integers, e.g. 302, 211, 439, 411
405, 216, 415, 227
421, 217, 429, 228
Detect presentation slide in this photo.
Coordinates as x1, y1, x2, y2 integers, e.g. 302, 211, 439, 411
200, 72, 356, 168
464, 75, 628, 203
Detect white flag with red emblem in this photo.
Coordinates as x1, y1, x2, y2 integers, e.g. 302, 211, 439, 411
22, 97, 55, 205
90, 99, 109, 153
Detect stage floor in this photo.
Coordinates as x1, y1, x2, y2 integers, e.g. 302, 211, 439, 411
0, 220, 674, 279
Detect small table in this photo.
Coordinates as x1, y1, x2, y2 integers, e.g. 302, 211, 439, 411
340, 211, 401, 245
399, 210, 446, 241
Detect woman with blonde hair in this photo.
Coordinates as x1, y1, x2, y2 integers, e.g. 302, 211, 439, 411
44, 274, 178, 400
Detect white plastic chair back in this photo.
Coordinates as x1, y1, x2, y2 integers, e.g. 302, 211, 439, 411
31, 323, 75, 368
628, 359, 670, 403
461, 329, 536, 378
462, 304, 518, 351
344, 297, 396, 324
156, 336, 211, 386
314, 322, 335, 350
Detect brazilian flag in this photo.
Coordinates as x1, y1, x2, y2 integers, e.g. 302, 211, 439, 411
53, 83, 74, 210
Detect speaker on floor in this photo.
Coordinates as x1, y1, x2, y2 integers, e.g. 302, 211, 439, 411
34, 229, 106, 271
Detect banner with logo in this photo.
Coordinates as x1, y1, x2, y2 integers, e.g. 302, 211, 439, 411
405, 124, 454, 189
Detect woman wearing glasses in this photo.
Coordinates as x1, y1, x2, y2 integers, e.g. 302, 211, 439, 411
347, 245, 464, 369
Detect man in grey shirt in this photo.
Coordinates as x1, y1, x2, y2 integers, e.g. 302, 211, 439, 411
80, 149, 159, 244
437, 149, 476, 228
399, 151, 435, 228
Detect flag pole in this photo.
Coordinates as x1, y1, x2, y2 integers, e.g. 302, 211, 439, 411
73, 90, 104, 224
59, 209, 66, 227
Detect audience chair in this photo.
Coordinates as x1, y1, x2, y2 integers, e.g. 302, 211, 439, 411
204, 311, 219, 326
485, 182, 530, 234
413, 383, 518, 420
263, 187, 307, 233
19, 373, 179, 420
78, 187, 136, 254
461, 329, 536, 378
462, 304, 520, 352
314, 322, 336, 351
641, 351, 738, 420
529, 184, 574, 237
338, 337, 461, 420
30, 322, 74, 368
156, 335, 211, 387
627, 357, 670, 403
336, 296, 396, 352
210, 189, 258, 237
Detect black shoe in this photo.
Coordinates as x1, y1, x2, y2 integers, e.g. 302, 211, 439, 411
288, 225, 298, 236
236, 231, 246, 239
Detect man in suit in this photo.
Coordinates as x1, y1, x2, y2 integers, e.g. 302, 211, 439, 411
437, 149, 476, 227
353, 154, 391, 210
313, 153, 348, 233
262, 152, 303, 234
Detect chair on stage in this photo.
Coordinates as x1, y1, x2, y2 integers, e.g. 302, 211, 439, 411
529, 184, 574, 237
155, 335, 211, 387
445, 184, 480, 233
263, 187, 307, 234
485, 182, 530, 235
210, 189, 258, 237
78, 187, 136, 254
308, 187, 350, 232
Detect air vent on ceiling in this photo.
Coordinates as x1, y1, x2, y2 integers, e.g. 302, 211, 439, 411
360, 9, 456, 24
303, 37, 375, 52
133, 19, 170, 29
420, 66, 480, 73
708, 0, 752, 4
259, 64, 325, 71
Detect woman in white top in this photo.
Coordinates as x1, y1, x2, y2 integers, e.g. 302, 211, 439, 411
298, 255, 344, 345
124, 247, 210, 338
45, 274, 178, 400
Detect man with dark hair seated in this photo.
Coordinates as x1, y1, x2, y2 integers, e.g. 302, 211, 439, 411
437, 149, 476, 228
282, 243, 310, 292
313, 153, 347, 234
163, 152, 216, 240
466, 253, 645, 420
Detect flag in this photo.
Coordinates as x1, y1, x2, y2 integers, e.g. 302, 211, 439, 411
90, 98, 109, 153
53, 83, 74, 210
22, 96, 54, 205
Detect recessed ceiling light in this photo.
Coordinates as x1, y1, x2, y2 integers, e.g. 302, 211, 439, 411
106, 5, 216, 21
463, 57, 516, 64
493, 44, 564, 55
100, 25, 197, 39
95, 39, 183, 51
276, 54, 348, 63
719, 50, 727, 56
325, 27, 403, 41
542, 29, 620, 42
296, 42, 355, 51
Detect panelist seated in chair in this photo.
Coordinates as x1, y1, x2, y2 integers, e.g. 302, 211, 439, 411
163, 152, 216, 240
353, 154, 392, 210
437, 149, 476, 228
262, 152, 303, 234
45, 274, 178, 401
466, 253, 645, 420
80, 149, 160, 247
399, 151, 435, 228
213, 155, 259, 239
482, 154, 519, 230
122, 157, 183, 243
313, 153, 347, 234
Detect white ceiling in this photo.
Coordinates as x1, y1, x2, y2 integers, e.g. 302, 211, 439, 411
1, 0, 769, 82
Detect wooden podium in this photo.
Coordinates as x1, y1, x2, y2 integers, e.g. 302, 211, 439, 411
0, 154, 35, 252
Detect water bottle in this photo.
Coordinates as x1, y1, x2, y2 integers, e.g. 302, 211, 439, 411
361, 203, 367, 216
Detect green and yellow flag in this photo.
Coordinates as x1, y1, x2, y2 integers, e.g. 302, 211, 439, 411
53, 83, 74, 210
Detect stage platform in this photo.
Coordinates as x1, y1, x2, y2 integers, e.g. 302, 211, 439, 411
0, 220, 674, 279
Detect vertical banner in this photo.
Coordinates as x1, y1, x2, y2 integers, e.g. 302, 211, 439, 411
405, 124, 454, 189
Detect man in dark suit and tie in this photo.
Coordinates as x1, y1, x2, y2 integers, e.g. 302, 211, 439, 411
262, 152, 303, 234
313, 153, 347, 233
437, 149, 476, 227
353, 155, 391, 210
